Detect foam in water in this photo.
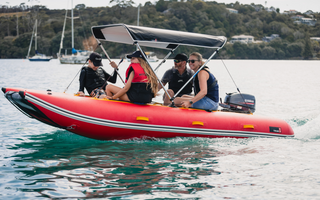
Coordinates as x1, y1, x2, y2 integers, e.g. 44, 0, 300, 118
293, 114, 320, 139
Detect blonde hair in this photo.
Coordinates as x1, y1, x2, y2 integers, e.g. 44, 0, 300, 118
137, 58, 159, 97
189, 52, 205, 66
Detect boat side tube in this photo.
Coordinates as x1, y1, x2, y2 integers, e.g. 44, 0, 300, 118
171, 39, 227, 102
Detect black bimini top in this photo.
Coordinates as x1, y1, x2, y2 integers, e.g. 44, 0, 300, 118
92, 24, 227, 50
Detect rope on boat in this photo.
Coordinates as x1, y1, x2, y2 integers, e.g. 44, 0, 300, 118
63, 59, 89, 93
217, 51, 253, 114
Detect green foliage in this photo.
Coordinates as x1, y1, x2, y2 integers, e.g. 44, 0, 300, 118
0, 1, 319, 59
261, 46, 276, 59
303, 35, 313, 59
287, 42, 304, 57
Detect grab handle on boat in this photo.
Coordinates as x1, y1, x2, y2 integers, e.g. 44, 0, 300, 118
192, 121, 204, 126
136, 116, 149, 122
243, 125, 254, 129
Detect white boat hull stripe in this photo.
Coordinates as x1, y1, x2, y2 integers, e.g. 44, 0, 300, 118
25, 93, 292, 138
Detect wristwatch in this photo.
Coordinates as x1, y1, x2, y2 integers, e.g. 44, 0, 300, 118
189, 100, 193, 104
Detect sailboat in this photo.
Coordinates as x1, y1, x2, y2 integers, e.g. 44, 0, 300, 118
27, 19, 52, 62
57, 0, 92, 64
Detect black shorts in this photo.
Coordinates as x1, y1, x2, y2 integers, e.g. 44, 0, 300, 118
127, 83, 153, 103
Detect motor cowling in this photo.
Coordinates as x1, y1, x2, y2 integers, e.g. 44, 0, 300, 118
220, 92, 256, 113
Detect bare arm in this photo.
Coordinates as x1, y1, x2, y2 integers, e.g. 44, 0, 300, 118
181, 70, 208, 108
112, 71, 134, 99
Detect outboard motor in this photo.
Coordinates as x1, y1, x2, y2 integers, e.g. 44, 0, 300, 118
219, 92, 256, 113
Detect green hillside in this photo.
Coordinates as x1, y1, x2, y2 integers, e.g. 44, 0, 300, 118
0, 0, 319, 59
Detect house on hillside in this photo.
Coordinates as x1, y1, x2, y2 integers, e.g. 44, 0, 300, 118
291, 15, 304, 20
229, 35, 254, 44
262, 34, 279, 42
310, 37, 320, 42
293, 17, 317, 26
301, 18, 317, 26
226, 8, 238, 14
304, 10, 314, 15
251, 5, 263, 12
265, 7, 277, 12
283, 10, 298, 15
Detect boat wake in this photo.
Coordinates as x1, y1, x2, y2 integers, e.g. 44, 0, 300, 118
292, 114, 320, 139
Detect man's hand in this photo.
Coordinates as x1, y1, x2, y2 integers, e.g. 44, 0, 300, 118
76, 91, 85, 97
109, 61, 118, 70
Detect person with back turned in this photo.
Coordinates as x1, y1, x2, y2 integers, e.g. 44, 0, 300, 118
76, 52, 118, 98
158, 53, 194, 105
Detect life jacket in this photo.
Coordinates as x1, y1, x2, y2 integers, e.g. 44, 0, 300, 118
168, 68, 193, 95
193, 67, 219, 103
125, 63, 149, 83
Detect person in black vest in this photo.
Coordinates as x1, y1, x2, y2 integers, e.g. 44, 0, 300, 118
173, 52, 219, 111
159, 53, 194, 105
76, 52, 118, 98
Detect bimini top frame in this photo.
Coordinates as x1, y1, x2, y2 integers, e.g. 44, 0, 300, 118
91, 23, 227, 103
92, 24, 226, 50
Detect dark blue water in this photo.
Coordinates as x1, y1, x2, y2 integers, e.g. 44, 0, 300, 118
1, 59, 320, 199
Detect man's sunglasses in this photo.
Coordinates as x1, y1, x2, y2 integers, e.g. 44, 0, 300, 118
188, 59, 199, 63
174, 59, 182, 63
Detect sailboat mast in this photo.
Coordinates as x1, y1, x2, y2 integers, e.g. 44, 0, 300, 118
27, 20, 36, 58
137, 4, 140, 26
71, 0, 74, 52
136, 4, 140, 51
35, 19, 37, 51
58, 9, 68, 56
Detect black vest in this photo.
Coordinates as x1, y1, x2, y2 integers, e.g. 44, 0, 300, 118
168, 69, 193, 96
193, 68, 219, 102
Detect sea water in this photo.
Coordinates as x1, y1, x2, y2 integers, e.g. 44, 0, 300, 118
0, 59, 320, 199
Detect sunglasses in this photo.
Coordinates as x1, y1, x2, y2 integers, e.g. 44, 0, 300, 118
174, 59, 181, 63
187, 59, 199, 63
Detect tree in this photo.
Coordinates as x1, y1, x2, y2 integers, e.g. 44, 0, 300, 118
303, 35, 313, 59
261, 46, 275, 59
75, 4, 86, 10
286, 43, 303, 57
232, 42, 247, 58
109, 0, 135, 8
155, 0, 169, 12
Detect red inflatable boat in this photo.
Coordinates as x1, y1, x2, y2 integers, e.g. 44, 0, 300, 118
2, 87, 294, 140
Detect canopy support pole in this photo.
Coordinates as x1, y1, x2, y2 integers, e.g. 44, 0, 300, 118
135, 43, 174, 102
96, 39, 125, 84
169, 39, 227, 104
153, 47, 179, 101
154, 46, 178, 72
